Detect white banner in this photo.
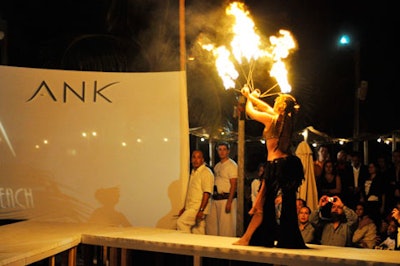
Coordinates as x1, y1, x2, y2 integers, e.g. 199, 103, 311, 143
0, 66, 189, 228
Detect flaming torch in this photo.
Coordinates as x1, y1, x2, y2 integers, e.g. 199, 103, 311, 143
200, 1, 297, 96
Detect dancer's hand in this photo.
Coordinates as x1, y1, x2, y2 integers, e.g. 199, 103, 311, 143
248, 206, 255, 216
241, 86, 250, 97
251, 89, 261, 98
248, 205, 259, 215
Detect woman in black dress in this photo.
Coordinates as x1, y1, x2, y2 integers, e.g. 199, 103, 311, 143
233, 86, 306, 249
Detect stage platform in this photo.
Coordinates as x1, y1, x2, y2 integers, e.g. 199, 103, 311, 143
1, 220, 399, 266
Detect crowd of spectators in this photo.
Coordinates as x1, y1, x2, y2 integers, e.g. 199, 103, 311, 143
244, 146, 400, 250
310, 147, 400, 249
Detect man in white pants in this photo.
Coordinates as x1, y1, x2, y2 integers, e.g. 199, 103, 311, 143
177, 150, 214, 234
206, 142, 238, 236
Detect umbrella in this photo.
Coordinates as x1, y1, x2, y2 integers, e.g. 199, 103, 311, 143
295, 140, 319, 211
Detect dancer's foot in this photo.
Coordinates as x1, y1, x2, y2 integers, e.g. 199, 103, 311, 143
232, 238, 249, 246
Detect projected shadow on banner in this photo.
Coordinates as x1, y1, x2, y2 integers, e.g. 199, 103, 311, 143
156, 179, 181, 229
88, 186, 131, 227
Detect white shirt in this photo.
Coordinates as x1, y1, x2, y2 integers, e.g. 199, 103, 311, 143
185, 164, 214, 213
214, 158, 238, 194
353, 166, 360, 188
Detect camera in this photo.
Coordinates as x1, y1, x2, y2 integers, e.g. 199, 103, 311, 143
328, 197, 336, 203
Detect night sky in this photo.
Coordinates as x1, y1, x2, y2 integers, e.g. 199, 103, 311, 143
1, 0, 399, 140
243, 0, 399, 138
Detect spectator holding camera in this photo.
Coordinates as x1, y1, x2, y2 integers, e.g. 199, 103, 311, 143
310, 195, 357, 247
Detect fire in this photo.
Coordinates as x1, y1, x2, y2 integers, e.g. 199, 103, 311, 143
202, 43, 239, 90
269, 30, 296, 93
214, 46, 239, 90
200, 1, 297, 95
227, 2, 263, 64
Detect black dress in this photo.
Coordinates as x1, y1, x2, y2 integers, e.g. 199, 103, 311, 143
249, 155, 307, 249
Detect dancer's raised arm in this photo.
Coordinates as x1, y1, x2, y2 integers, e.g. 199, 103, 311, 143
241, 86, 275, 125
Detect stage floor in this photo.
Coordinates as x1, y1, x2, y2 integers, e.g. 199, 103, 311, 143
1, 220, 399, 266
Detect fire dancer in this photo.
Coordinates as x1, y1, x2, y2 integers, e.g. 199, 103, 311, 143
233, 86, 307, 248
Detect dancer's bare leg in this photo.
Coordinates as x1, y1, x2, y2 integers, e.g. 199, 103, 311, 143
233, 211, 263, 245
233, 181, 265, 246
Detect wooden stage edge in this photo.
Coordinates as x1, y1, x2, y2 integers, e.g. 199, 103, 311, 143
1, 220, 399, 266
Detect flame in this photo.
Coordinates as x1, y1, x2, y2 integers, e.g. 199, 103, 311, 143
202, 43, 239, 90
214, 46, 239, 90
199, 1, 297, 95
227, 2, 263, 64
269, 30, 296, 93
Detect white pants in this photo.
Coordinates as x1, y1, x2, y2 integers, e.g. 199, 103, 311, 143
176, 208, 206, 234
206, 198, 237, 236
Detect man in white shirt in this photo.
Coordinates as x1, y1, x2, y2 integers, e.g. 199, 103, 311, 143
177, 150, 214, 234
206, 142, 238, 236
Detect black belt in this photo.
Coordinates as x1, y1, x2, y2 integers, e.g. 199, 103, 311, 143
212, 192, 237, 200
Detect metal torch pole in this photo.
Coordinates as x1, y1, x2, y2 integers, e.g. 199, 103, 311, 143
237, 95, 245, 236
